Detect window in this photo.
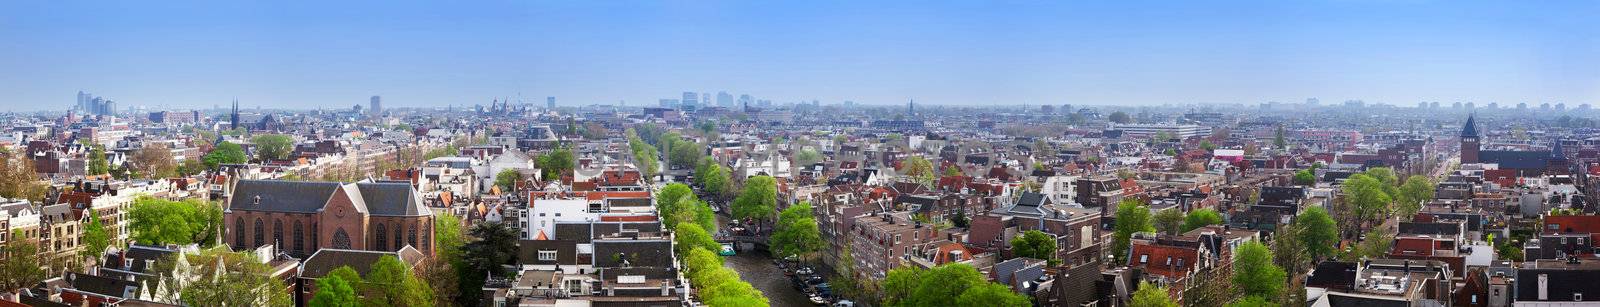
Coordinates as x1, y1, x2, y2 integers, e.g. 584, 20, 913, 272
293, 221, 304, 254
375, 224, 388, 251
331, 228, 351, 249
1165, 256, 1172, 265
1139, 254, 1149, 263
273, 220, 283, 247
539, 250, 557, 261
393, 223, 403, 250
1177, 259, 1185, 268
408, 225, 418, 248
1549, 224, 1561, 230
234, 217, 245, 247
565, 279, 583, 295
253, 218, 264, 247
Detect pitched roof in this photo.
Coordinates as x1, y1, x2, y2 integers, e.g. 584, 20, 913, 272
356, 182, 429, 216
1461, 114, 1478, 137
298, 248, 421, 279
229, 180, 341, 213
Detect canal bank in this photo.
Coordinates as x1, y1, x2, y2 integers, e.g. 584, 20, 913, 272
723, 250, 812, 307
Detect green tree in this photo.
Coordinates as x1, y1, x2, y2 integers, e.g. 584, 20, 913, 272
427, 212, 465, 305
669, 141, 703, 170
1273, 125, 1287, 149
1232, 241, 1286, 298
127, 197, 224, 246
1010, 230, 1058, 261
1182, 208, 1224, 233
1295, 206, 1338, 260
1293, 169, 1315, 186
1131, 281, 1177, 307
900, 156, 936, 188
88, 145, 111, 175
882, 263, 1030, 307
732, 175, 779, 225
1113, 199, 1155, 264
955, 283, 1032, 307
793, 149, 823, 166
251, 134, 295, 161
1396, 176, 1435, 219
1342, 229, 1394, 261
457, 222, 519, 306
309, 273, 358, 307
1339, 174, 1392, 234
943, 165, 963, 177
1109, 111, 1132, 124
165, 247, 293, 306
770, 202, 825, 260
364, 255, 434, 307
674, 223, 720, 257
80, 209, 111, 261
657, 183, 694, 214
1227, 295, 1277, 307
494, 169, 521, 192
536, 148, 576, 180
1153, 208, 1185, 236
0, 230, 46, 291
1272, 223, 1310, 276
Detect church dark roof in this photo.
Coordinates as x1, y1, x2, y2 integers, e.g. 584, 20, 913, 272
1479, 150, 1552, 171
228, 180, 430, 217
1461, 114, 1478, 137
229, 180, 342, 213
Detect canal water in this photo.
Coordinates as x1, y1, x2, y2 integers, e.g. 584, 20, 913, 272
723, 249, 813, 307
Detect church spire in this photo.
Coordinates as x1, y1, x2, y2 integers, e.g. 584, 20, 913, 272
1461, 113, 1478, 137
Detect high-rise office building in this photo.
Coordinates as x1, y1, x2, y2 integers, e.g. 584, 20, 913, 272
547, 97, 556, 109
370, 95, 382, 118
701, 93, 710, 107
738, 94, 752, 108
682, 92, 698, 106
75, 91, 117, 116
717, 92, 734, 107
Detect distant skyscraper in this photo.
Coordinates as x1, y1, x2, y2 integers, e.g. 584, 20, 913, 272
682, 92, 698, 106
701, 93, 710, 106
717, 91, 734, 107
1305, 98, 1320, 106
370, 95, 382, 118
547, 96, 556, 109
738, 94, 752, 107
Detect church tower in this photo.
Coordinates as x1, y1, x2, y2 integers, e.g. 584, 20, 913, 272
1461, 114, 1480, 164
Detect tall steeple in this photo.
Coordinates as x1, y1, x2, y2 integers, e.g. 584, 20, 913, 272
230, 98, 240, 131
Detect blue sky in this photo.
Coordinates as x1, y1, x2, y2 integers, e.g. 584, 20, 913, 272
2, 1, 1597, 111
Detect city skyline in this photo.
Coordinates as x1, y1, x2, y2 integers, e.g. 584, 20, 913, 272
3, 1, 1598, 111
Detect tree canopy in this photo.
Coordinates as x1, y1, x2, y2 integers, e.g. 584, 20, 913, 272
881, 263, 1030, 307
1131, 281, 1177, 307
770, 202, 824, 259
732, 175, 779, 224
1010, 230, 1058, 261
1112, 199, 1154, 264
251, 134, 295, 161
494, 169, 521, 193
536, 148, 575, 180
1182, 208, 1224, 233
1294, 206, 1338, 260
1232, 241, 1286, 299
1153, 209, 1184, 236
899, 156, 936, 188
127, 196, 224, 246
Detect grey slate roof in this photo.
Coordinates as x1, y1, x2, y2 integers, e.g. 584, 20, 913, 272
228, 180, 428, 217
228, 180, 342, 213
356, 182, 428, 216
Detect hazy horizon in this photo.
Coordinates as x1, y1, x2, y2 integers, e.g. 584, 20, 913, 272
3, 1, 1598, 111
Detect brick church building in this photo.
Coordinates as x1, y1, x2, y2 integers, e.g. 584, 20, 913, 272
225, 180, 435, 258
